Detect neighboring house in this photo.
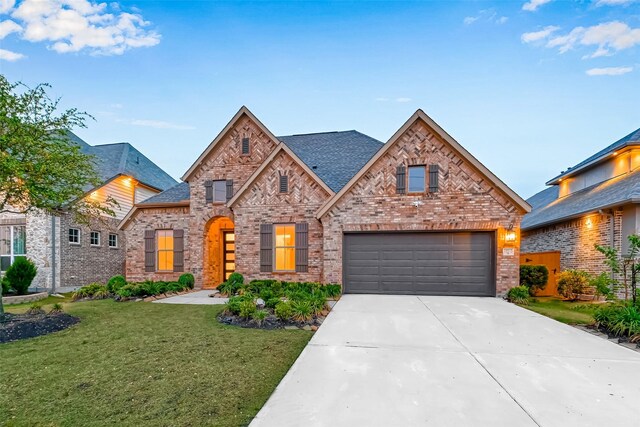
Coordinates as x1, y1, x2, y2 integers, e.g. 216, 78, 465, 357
522, 128, 640, 280
120, 107, 530, 296
0, 132, 177, 291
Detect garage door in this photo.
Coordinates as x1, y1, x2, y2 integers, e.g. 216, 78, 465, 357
343, 232, 495, 296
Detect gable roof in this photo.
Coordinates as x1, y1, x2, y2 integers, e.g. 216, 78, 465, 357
278, 130, 384, 192
316, 109, 531, 219
522, 171, 640, 230
137, 181, 190, 206
547, 127, 640, 185
67, 132, 177, 192
181, 106, 280, 182
227, 143, 335, 207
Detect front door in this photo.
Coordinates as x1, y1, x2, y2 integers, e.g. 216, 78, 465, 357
223, 231, 235, 281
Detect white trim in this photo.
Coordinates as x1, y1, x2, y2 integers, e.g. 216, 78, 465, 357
68, 228, 81, 245
108, 233, 119, 249
90, 231, 101, 247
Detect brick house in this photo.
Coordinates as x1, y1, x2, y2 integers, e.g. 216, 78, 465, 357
0, 132, 176, 291
522, 128, 640, 282
120, 107, 530, 296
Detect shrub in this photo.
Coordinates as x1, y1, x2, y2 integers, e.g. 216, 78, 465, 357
238, 300, 257, 319
167, 281, 185, 292
1, 276, 10, 295
50, 303, 63, 313
265, 297, 281, 310
5, 257, 37, 295
591, 272, 616, 300
321, 284, 342, 298
227, 272, 244, 285
309, 293, 328, 314
140, 281, 160, 296
178, 273, 195, 289
507, 286, 530, 305
107, 275, 127, 293
72, 283, 107, 300
274, 301, 293, 320
557, 270, 590, 300
218, 280, 242, 297
116, 284, 138, 298
252, 309, 269, 326
519, 265, 549, 295
26, 302, 44, 315
93, 288, 111, 299
595, 303, 640, 337
291, 300, 313, 322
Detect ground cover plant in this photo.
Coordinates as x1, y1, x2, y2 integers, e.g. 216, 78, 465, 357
219, 274, 341, 329
1, 299, 311, 426
71, 273, 196, 301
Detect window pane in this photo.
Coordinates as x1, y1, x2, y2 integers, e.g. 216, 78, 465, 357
275, 224, 295, 247
0, 226, 10, 255
214, 181, 226, 201
166, 251, 174, 270
226, 253, 235, 261
275, 247, 295, 271
1, 256, 10, 271
408, 166, 426, 192
226, 262, 235, 270
225, 243, 235, 252
13, 226, 26, 255
225, 233, 235, 242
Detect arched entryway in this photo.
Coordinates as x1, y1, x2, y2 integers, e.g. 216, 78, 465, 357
203, 216, 235, 288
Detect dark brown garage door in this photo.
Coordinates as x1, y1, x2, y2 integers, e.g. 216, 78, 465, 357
343, 232, 495, 296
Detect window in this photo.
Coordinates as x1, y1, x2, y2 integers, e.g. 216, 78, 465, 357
274, 224, 295, 271
279, 174, 288, 193
0, 225, 26, 273
241, 137, 250, 155
90, 231, 101, 246
108, 233, 118, 248
156, 230, 174, 272
213, 180, 226, 202
408, 165, 426, 193
69, 228, 80, 244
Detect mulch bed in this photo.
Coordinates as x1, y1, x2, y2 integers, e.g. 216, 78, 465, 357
0, 312, 80, 343
217, 313, 325, 330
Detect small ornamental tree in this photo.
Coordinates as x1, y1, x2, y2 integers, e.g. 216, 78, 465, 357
5, 257, 37, 295
519, 265, 549, 296
596, 234, 640, 304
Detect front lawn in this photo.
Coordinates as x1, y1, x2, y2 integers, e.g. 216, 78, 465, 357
0, 300, 311, 426
518, 297, 599, 325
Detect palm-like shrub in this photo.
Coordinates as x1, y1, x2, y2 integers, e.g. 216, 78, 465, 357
507, 286, 530, 305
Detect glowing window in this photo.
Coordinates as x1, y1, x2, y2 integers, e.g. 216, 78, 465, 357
274, 224, 295, 271
156, 230, 174, 272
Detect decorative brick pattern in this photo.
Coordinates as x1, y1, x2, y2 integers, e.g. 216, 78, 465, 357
320, 119, 525, 295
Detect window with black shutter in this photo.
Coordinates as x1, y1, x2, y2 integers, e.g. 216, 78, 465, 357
396, 165, 406, 194
429, 164, 439, 193
226, 179, 234, 201
260, 224, 273, 272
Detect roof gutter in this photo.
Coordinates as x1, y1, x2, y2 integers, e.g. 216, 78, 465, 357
521, 200, 627, 231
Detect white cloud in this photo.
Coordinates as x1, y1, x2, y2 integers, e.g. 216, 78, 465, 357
129, 119, 195, 130
0, 19, 21, 39
595, 0, 638, 5
0, 48, 25, 61
463, 16, 479, 25
585, 66, 633, 75
546, 21, 640, 58
496, 16, 509, 24
395, 97, 412, 103
522, 0, 553, 11
521, 25, 560, 43
9, 0, 160, 56
0, 0, 15, 13
463, 9, 508, 26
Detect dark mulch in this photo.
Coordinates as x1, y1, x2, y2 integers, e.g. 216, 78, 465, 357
217, 313, 325, 330
0, 312, 80, 343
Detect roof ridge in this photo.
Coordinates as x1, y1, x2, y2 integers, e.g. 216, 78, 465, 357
118, 143, 130, 173
91, 142, 131, 147
278, 130, 355, 138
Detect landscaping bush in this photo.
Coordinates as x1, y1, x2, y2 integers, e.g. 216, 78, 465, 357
557, 270, 591, 300
218, 280, 242, 297
116, 284, 138, 298
252, 309, 268, 326
1, 276, 10, 295
291, 300, 313, 322
321, 284, 342, 298
228, 272, 244, 285
72, 283, 108, 300
265, 297, 281, 310
519, 265, 549, 295
178, 273, 195, 289
26, 302, 45, 315
107, 275, 127, 293
50, 303, 64, 314
5, 257, 37, 295
274, 301, 293, 320
507, 285, 530, 305
238, 300, 257, 319
595, 303, 640, 337
590, 272, 616, 300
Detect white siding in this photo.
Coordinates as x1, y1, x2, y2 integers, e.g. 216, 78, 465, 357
134, 186, 158, 204
87, 176, 135, 220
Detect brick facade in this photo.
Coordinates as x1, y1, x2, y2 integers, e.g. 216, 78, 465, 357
521, 212, 622, 277
123, 111, 526, 295
320, 119, 524, 295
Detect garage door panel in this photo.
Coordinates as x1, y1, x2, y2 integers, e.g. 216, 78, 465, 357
344, 232, 495, 296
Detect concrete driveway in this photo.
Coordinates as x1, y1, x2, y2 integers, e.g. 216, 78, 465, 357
251, 295, 640, 427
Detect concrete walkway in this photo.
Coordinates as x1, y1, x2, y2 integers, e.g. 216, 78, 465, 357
152, 290, 228, 305
251, 295, 640, 427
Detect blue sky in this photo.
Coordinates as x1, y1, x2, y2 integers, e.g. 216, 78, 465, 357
1, 0, 639, 198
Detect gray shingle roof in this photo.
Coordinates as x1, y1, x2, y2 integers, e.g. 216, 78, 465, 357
522, 171, 640, 230
548, 127, 640, 184
138, 181, 190, 205
278, 130, 384, 192
69, 132, 177, 192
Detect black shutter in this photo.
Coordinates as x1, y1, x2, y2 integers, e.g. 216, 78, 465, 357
226, 179, 234, 202
204, 180, 213, 204
241, 137, 250, 155
429, 164, 439, 193
144, 230, 155, 272
260, 224, 273, 272
295, 222, 308, 273
173, 229, 184, 272
396, 165, 406, 194
279, 174, 288, 193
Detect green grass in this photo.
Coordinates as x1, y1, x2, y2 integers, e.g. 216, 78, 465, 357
518, 297, 599, 325
3, 293, 73, 313
1, 300, 312, 427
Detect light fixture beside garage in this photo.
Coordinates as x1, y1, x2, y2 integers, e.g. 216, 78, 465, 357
505, 231, 517, 243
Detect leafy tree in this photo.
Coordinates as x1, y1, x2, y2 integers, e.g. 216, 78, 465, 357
0, 75, 116, 314
595, 234, 640, 304
519, 265, 549, 296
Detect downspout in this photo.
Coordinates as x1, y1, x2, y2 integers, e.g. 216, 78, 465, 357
51, 215, 56, 294
598, 209, 615, 280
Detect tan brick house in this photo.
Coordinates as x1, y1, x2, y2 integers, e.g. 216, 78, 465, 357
120, 107, 530, 296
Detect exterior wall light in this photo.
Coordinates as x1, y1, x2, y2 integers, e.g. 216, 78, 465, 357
505, 231, 517, 243
586, 218, 593, 229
